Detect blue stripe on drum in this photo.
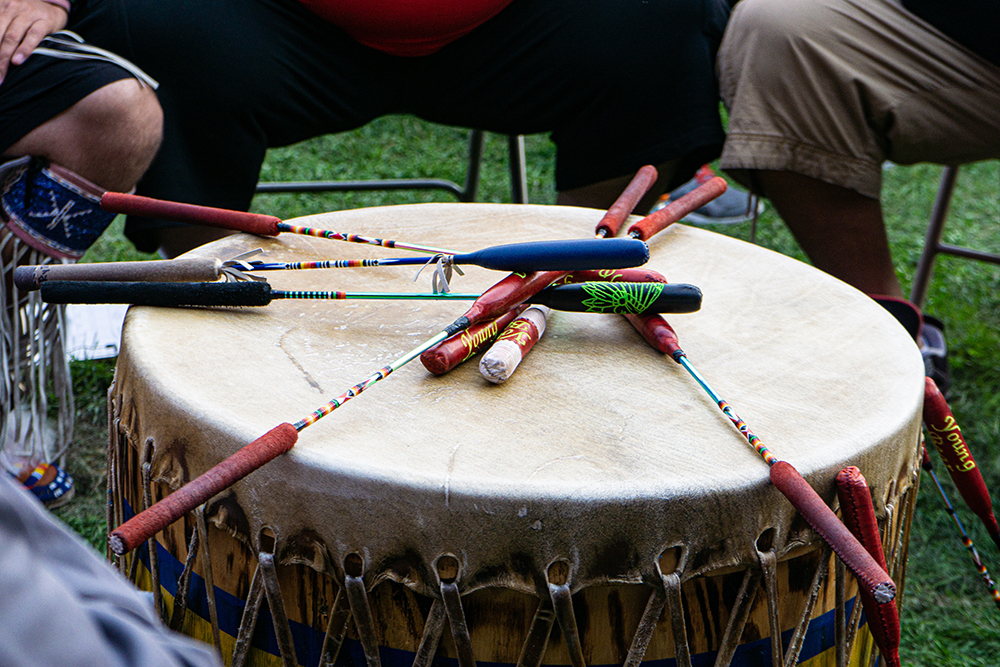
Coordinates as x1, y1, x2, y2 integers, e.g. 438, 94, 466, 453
124, 502, 864, 666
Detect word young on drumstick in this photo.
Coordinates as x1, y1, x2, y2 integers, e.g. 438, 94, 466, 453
627, 314, 897, 603
40, 280, 704, 315
107, 264, 693, 555
13, 238, 653, 291
921, 446, 1000, 611
923, 376, 1000, 555
479, 305, 549, 384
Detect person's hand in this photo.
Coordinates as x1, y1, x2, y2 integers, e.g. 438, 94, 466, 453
0, 0, 68, 84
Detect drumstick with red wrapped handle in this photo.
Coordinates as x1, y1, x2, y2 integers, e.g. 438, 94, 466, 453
922, 376, 1000, 554
625, 314, 897, 602
108, 267, 618, 555
101, 192, 458, 255
835, 466, 901, 667
920, 445, 1000, 610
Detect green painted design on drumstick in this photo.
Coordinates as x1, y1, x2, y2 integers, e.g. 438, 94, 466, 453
580, 281, 664, 314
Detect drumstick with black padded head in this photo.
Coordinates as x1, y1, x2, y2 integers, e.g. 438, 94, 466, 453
920, 445, 1000, 611
624, 313, 898, 603
922, 376, 1000, 555
40, 279, 704, 313
106, 267, 702, 554
13, 238, 653, 290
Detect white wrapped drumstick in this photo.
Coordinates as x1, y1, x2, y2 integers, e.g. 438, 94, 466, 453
479, 305, 550, 384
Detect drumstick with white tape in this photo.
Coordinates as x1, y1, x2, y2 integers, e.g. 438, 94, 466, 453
13, 238, 653, 290
920, 445, 1000, 610
479, 305, 550, 383
922, 376, 1000, 554
625, 314, 898, 603
40, 280, 704, 313
835, 466, 901, 667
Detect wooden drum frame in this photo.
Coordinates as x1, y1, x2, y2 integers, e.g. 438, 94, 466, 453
107, 203, 925, 667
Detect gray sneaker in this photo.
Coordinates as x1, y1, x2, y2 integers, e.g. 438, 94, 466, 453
653, 166, 764, 224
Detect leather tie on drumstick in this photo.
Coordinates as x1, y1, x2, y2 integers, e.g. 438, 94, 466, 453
625, 314, 897, 603
835, 467, 901, 667
922, 376, 1000, 554
920, 445, 1000, 610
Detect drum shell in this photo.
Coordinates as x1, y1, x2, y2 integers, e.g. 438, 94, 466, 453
107, 203, 924, 665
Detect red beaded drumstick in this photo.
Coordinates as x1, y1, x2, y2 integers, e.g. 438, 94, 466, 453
109, 267, 601, 555
625, 314, 897, 602
920, 445, 1000, 610
101, 192, 458, 255
922, 376, 1000, 554
835, 466, 901, 667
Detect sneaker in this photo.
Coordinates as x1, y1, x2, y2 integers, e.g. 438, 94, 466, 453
921, 315, 951, 398
651, 165, 765, 224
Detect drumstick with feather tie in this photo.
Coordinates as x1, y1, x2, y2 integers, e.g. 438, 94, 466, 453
108, 168, 724, 555
13, 238, 652, 289
624, 314, 897, 604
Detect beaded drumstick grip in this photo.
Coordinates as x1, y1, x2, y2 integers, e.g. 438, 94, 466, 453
109, 423, 298, 555
626, 177, 728, 241
595, 165, 659, 238
923, 376, 1000, 552
101, 192, 282, 236
420, 305, 528, 375
835, 466, 901, 667
14, 258, 223, 290
627, 314, 897, 602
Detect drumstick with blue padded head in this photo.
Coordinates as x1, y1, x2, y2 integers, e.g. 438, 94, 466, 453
13, 237, 653, 290
624, 313, 898, 605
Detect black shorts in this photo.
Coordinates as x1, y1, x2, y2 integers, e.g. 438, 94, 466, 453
0, 34, 134, 156
74, 0, 729, 251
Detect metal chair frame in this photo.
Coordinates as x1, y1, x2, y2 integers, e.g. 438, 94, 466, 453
255, 129, 528, 204
909, 165, 1000, 308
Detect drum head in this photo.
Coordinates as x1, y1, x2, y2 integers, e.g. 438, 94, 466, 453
115, 203, 924, 595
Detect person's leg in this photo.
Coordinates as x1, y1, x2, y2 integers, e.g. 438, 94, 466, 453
753, 170, 902, 298
412, 0, 729, 211
4, 78, 162, 192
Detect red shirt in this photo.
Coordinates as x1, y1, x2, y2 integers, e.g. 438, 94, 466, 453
297, 0, 516, 57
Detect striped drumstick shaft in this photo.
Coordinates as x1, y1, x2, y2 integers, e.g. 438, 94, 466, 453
625, 313, 896, 602
922, 376, 1000, 554
921, 446, 1000, 610
108, 268, 573, 555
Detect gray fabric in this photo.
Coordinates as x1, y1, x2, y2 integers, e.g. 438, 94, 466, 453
0, 474, 220, 667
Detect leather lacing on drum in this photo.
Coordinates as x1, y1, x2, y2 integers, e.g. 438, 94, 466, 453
108, 412, 917, 667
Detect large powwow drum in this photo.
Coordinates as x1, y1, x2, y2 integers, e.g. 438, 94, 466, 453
107, 203, 925, 667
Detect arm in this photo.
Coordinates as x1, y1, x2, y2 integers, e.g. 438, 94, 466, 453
0, 0, 69, 82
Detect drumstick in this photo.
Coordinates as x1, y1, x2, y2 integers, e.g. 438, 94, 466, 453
920, 445, 1000, 610
40, 279, 703, 314
922, 376, 1000, 554
101, 192, 457, 255
835, 467, 901, 667
13, 238, 652, 291
625, 314, 898, 603
109, 268, 587, 555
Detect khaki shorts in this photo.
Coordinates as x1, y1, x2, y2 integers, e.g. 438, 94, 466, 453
717, 0, 1000, 198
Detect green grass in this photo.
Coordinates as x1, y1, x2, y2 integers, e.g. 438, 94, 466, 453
54, 116, 1000, 665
